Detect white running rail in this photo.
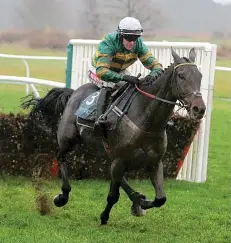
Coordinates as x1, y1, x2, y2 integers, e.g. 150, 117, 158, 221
0, 53, 66, 97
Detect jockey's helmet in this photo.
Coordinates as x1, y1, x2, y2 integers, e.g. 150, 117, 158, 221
117, 17, 143, 41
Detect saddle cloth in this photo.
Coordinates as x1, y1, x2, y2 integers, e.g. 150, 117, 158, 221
75, 91, 100, 121
75, 83, 136, 124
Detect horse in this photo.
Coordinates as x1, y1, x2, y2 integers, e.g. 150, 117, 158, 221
21, 47, 206, 225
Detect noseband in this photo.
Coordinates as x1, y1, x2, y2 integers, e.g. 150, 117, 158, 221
135, 62, 202, 108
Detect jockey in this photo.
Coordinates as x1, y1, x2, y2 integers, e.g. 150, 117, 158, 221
88, 16, 163, 133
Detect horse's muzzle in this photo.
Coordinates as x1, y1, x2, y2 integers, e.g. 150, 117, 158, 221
190, 97, 206, 120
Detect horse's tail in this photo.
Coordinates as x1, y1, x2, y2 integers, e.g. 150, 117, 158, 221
21, 87, 74, 128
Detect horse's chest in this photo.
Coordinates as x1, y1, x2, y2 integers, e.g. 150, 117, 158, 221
139, 134, 167, 160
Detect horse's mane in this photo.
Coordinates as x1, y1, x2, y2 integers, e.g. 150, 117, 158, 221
141, 56, 192, 87
141, 64, 173, 88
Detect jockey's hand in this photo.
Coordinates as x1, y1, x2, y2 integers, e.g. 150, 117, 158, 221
145, 69, 163, 82
144, 75, 154, 83
123, 75, 139, 84
151, 69, 163, 78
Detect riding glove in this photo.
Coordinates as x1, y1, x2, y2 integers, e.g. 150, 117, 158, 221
151, 68, 164, 77
123, 75, 140, 84
145, 69, 163, 82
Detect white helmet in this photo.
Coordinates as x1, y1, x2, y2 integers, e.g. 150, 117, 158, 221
117, 17, 143, 36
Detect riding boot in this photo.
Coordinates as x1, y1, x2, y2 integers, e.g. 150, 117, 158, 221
93, 88, 110, 135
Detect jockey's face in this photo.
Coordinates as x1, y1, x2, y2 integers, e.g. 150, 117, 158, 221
122, 35, 139, 50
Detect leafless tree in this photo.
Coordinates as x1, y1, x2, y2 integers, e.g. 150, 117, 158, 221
75, 0, 166, 38
81, 0, 104, 38
16, 0, 66, 30
101, 0, 167, 37
14, 0, 166, 38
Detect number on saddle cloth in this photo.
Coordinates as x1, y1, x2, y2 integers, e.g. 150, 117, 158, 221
75, 91, 100, 121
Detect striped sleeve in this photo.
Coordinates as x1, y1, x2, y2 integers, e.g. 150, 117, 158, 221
93, 39, 123, 83
137, 40, 163, 75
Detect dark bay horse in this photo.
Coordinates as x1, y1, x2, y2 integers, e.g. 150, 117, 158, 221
22, 48, 206, 225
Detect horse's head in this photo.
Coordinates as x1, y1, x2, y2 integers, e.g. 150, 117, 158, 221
171, 47, 206, 120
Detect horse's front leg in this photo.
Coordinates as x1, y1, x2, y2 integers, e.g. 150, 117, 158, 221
139, 161, 167, 210
100, 158, 125, 225
149, 161, 167, 207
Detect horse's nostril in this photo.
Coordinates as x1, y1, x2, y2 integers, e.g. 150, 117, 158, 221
192, 106, 199, 113
192, 105, 206, 119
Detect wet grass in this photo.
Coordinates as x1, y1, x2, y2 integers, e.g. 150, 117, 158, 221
0, 99, 230, 243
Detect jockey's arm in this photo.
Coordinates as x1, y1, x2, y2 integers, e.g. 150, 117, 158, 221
95, 55, 124, 83
93, 40, 124, 83
137, 41, 163, 77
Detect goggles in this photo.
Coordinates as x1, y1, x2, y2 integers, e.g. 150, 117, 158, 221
123, 34, 140, 42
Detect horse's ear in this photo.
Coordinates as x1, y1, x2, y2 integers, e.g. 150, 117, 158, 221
189, 47, 196, 62
171, 47, 181, 63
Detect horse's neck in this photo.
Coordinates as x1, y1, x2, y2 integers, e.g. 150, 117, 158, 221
138, 64, 176, 132
141, 64, 174, 96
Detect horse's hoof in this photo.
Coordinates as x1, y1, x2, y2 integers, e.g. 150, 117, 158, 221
131, 202, 146, 217
100, 212, 109, 225
100, 217, 108, 225
100, 220, 108, 225
53, 194, 68, 207
153, 197, 167, 208
140, 199, 155, 210
131, 193, 147, 216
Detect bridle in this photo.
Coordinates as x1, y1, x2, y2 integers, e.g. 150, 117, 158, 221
135, 63, 202, 108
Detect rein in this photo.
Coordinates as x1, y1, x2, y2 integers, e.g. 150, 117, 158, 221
135, 63, 199, 108
135, 85, 184, 107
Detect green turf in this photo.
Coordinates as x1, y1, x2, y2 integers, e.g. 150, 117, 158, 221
0, 98, 230, 243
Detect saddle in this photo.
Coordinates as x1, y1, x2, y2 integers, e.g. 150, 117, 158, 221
75, 83, 137, 131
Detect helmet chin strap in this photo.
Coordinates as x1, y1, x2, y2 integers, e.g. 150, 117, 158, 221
118, 34, 124, 45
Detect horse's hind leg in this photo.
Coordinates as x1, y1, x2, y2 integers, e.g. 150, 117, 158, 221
53, 138, 76, 207
53, 119, 80, 207
100, 158, 125, 225
100, 181, 120, 225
